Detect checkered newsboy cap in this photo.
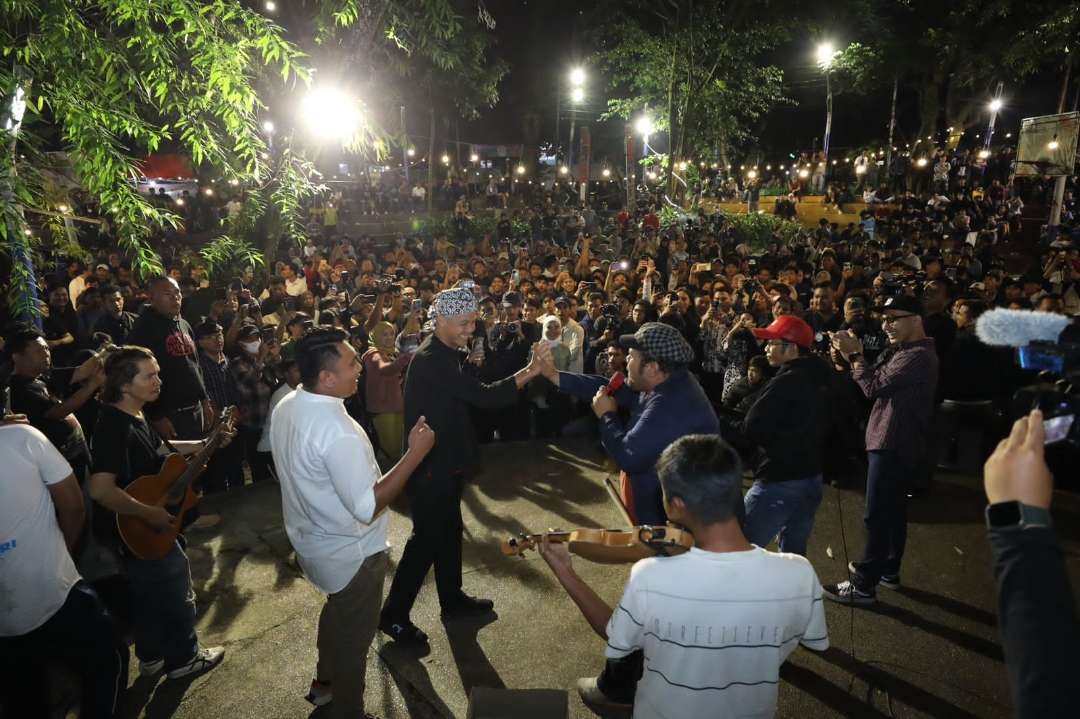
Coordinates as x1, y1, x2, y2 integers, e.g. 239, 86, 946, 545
618, 322, 695, 366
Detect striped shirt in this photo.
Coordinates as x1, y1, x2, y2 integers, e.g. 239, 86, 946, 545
606, 546, 829, 719
852, 337, 939, 461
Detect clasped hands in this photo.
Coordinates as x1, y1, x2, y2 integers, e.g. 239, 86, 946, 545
527, 341, 557, 382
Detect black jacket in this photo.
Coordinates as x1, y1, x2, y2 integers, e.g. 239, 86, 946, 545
739, 354, 832, 482
403, 334, 518, 490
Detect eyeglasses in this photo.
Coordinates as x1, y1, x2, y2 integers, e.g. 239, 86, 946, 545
881, 313, 917, 324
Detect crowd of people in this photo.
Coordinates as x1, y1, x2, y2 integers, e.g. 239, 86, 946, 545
1, 146, 1078, 718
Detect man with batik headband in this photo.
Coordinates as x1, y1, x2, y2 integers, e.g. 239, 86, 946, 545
379, 287, 552, 645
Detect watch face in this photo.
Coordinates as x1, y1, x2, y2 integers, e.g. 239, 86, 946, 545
987, 501, 1022, 527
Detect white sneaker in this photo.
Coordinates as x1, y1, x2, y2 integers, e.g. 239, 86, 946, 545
139, 658, 165, 677
166, 646, 225, 679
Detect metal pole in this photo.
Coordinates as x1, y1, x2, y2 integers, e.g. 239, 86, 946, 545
1049, 63, 1071, 230
568, 114, 576, 187
555, 81, 561, 165
886, 76, 898, 173
400, 105, 409, 184
823, 71, 833, 163
985, 81, 1003, 151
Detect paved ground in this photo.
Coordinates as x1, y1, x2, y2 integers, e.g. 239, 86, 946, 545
113, 438, 1080, 719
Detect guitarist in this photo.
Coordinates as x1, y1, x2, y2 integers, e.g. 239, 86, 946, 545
87, 346, 228, 681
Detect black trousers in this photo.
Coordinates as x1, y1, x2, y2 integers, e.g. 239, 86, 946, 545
0, 582, 128, 719
382, 472, 465, 620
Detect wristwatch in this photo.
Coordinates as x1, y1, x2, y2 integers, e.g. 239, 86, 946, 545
985, 501, 1052, 530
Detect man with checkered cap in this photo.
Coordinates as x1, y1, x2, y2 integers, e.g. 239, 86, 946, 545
379, 286, 552, 645
536, 321, 720, 524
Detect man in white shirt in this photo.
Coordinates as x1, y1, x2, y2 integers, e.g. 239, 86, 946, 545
538, 434, 829, 718
0, 420, 127, 718
270, 327, 434, 717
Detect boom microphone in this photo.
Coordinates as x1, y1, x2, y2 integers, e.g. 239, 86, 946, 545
975, 308, 1070, 348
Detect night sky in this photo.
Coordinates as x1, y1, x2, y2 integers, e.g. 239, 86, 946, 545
457, 0, 1066, 164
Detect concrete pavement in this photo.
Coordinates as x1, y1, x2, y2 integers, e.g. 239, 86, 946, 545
118, 438, 1080, 719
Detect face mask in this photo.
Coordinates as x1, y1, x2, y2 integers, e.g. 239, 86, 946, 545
240, 339, 261, 354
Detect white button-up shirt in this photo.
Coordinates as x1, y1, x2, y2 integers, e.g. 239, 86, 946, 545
270, 387, 387, 594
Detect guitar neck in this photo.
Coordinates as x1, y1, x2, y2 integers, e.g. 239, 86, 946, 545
166, 434, 223, 502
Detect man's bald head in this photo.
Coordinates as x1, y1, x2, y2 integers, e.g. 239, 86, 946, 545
148, 276, 182, 318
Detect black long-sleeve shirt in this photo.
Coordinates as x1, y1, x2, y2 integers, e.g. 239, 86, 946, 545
990, 526, 1079, 718
403, 334, 518, 487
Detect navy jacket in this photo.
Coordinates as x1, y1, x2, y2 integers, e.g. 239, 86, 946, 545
558, 368, 719, 524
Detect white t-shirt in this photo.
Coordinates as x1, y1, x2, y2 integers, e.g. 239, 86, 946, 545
285, 275, 308, 297
270, 387, 387, 594
606, 546, 829, 719
0, 424, 80, 636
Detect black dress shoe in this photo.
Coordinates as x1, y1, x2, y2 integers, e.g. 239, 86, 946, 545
378, 616, 428, 643
440, 594, 494, 620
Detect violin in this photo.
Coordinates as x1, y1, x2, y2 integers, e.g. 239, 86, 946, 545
501, 525, 694, 564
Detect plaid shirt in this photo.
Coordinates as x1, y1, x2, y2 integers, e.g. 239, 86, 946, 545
228, 352, 274, 429
197, 351, 235, 415
852, 337, 939, 461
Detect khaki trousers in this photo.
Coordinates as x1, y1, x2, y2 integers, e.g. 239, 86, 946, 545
316, 550, 388, 718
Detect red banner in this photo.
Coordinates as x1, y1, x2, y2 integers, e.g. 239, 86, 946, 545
578, 126, 591, 184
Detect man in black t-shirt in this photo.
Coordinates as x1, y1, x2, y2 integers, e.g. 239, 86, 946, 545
92, 285, 137, 345
87, 346, 227, 681
6, 327, 103, 481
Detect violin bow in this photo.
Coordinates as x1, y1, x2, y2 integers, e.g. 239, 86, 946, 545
604, 474, 635, 528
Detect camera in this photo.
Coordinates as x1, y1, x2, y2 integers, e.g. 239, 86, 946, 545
375, 277, 394, 294
601, 303, 619, 318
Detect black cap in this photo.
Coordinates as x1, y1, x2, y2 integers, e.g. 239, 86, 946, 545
193, 320, 222, 340
236, 323, 261, 340
876, 294, 924, 317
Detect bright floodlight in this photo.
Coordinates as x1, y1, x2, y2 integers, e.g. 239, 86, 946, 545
262, 120, 274, 134
1048, 139, 1060, 150
747, 169, 758, 179
265, 1, 276, 12
678, 161, 687, 171
816, 42, 836, 68
602, 168, 611, 178
989, 98, 1003, 112
635, 115, 654, 137
916, 157, 928, 167
559, 165, 569, 175
406, 148, 415, 157
570, 86, 585, 104
516, 165, 526, 175
470, 153, 479, 162
569, 67, 586, 87
302, 86, 361, 143
798, 168, 809, 179
978, 149, 990, 159
441, 154, 450, 164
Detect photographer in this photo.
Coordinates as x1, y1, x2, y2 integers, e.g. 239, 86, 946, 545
984, 409, 1078, 719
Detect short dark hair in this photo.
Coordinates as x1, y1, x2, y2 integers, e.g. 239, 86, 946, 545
102, 346, 156, 404
4, 326, 44, 357
657, 434, 744, 524
296, 327, 348, 388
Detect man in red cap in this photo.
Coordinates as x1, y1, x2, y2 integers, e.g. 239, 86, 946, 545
721, 315, 832, 556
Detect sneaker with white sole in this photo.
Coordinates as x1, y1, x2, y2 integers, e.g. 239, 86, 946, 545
822, 580, 876, 606
878, 574, 901, 590
847, 561, 900, 590
166, 646, 225, 679
139, 658, 165, 677
305, 679, 333, 707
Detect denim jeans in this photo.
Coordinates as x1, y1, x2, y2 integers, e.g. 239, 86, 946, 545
851, 450, 909, 591
743, 475, 824, 556
124, 542, 199, 669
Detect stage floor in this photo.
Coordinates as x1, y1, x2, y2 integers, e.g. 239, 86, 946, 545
119, 438, 1080, 718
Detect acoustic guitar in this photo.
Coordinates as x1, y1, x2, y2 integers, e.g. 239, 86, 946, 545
117, 407, 236, 560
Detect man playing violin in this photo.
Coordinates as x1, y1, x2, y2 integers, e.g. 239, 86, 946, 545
538, 434, 829, 718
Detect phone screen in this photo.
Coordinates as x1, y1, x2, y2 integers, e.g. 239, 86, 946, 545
1044, 414, 1075, 445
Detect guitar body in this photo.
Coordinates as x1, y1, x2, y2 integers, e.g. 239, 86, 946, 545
116, 454, 199, 560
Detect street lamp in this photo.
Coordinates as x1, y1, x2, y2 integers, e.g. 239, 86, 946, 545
406, 147, 415, 157
985, 87, 1004, 150
635, 115, 655, 164
302, 86, 361, 144
262, 120, 274, 134
470, 153, 479, 163
441, 153, 450, 165
816, 42, 838, 174
264, 1, 276, 12
569, 67, 586, 87
516, 165, 526, 175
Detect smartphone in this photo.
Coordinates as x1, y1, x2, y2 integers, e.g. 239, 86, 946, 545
1044, 414, 1074, 444
411, 298, 423, 312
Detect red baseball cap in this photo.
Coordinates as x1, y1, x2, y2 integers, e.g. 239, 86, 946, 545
751, 315, 815, 349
